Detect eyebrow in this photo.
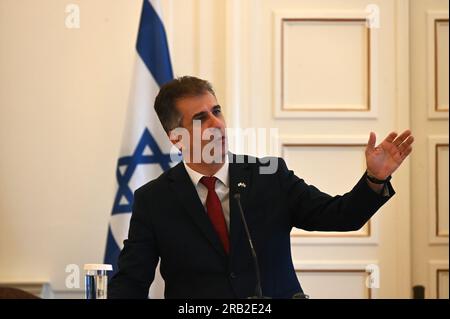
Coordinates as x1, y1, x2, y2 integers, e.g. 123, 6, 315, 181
191, 105, 221, 120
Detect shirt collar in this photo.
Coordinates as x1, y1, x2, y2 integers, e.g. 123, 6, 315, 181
183, 158, 229, 187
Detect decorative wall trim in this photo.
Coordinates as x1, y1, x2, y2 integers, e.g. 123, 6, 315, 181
428, 261, 449, 299
281, 19, 371, 113
428, 136, 449, 244
273, 11, 379, 119
435, 143, 449, 238
434, 19, 449, 112
294, 261, 379, 299
283, 143, 370, 238
280, 136, 379, 245
437, 269, 449, 299
427, 12, 449, 119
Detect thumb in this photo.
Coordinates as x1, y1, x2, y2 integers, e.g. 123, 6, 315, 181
367, 132, 376, 152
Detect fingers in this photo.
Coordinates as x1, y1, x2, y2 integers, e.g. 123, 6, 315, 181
383, 132, 398, 144
395, 146, 413, 163
392, 130, 412, 147
367, 132, 376, 152
402, 146, 413, 158
398, 135, 414, 153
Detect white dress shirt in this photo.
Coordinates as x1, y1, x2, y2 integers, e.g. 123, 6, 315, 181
183, 159, 230, 231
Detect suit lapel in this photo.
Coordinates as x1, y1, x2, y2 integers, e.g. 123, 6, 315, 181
229, 154, 252, 253
168, 162, 227, 258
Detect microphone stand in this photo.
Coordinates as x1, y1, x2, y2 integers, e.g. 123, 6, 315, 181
234, 193, 270, 299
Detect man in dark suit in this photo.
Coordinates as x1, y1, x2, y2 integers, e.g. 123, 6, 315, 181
108, 76, 414, 299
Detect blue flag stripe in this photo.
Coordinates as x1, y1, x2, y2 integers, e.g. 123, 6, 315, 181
137, 0, 174, 86
105, 0, 175, 280
104, 227, 121, 273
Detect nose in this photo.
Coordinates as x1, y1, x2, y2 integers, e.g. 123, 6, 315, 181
207, 112, 224, 130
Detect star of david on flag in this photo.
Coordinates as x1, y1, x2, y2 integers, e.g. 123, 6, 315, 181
104, 0, 179, 299
112, 129, 172, 214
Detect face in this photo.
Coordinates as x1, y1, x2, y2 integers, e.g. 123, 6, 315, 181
172, 92, 227, 163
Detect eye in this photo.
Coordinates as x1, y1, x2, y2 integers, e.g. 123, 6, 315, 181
193, 114, 206, 121
213, 108, 221, 115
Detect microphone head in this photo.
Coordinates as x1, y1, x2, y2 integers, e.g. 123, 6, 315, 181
234, 193, 241, 200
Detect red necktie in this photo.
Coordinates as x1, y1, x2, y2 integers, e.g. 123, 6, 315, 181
200, 176, 230, 254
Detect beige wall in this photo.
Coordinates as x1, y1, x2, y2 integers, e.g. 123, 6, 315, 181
0, 0, 227, 296
410, 0, 449, 299
0, 0, 141, 292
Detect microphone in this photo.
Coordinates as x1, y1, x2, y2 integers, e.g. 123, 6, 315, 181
233, 193, 267, 299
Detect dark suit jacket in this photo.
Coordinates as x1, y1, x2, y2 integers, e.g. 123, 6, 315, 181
108, 154, 394, 299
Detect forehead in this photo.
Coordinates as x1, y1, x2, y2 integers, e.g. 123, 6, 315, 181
175, 92, 218, 118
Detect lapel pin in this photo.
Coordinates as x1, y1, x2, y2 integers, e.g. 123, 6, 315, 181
237, 182, 247, 188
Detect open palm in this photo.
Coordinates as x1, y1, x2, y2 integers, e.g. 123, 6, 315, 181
365, 130, 414, 180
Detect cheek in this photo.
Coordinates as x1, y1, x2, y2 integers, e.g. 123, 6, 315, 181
219, 117, 226, 128
179, 129, 193, 147
189, 130, 195, 144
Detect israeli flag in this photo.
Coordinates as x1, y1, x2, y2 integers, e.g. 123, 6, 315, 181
104, 0, 178, 298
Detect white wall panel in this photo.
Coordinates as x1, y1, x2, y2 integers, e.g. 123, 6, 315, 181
295, 261, 378, 299
428, 261, 449, 299
273, 10, 379, 119
280, 136, 376, 243
411, 0, 448, 298
427, 12, 449, 118
428, 136, 449, 243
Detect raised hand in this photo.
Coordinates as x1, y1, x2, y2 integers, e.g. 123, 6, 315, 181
365, 130, 414, 180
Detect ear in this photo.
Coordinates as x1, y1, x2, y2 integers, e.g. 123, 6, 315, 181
169, 130, 183, 151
